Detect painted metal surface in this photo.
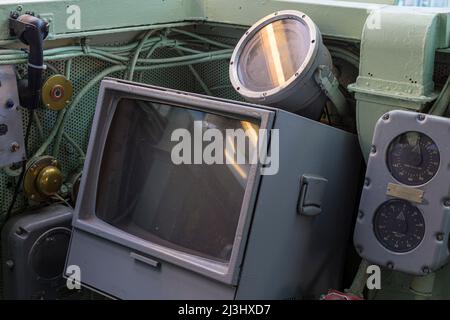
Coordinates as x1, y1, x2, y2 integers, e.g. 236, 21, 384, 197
351, 6, 450, 159
0, 65, 25, 168
0, 0, 205, 40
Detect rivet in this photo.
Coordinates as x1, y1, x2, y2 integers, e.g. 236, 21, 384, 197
10, 142, 20, 153
5, 260, 14, 269
5, 99, 14, 109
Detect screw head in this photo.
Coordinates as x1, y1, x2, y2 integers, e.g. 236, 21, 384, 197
437, 233, 444, 241
371, 145, 377, 154
9, 11, 19, 19
422, 266, 430, 274
382, 113, 390, 120
10, 142, 20, 153
444, 200, 450, 207
5, 99, 14, 109
0, 123, 8, 136
387, 262, 394, 269
5, 260, 14, 269
418, 114, 426, 121
364, 178, 371, 187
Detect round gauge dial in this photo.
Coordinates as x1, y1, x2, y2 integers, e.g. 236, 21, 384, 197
374, 200, 425, 253
387, 131, 440, 186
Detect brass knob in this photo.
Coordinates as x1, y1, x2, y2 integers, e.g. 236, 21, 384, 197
36, 166, 63, 196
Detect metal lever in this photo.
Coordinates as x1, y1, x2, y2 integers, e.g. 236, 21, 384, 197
297, 174, 328, 216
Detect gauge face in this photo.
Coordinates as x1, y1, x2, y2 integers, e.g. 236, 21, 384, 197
387, 131, 440, 186
374, 200, 425, 253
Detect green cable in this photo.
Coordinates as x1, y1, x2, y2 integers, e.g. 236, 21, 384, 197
16, 30, 232, 159
54, 53, 231, 155
30, 59, 84, 160
128, 29, 160, 81
430, 75, 450, 116
135, 53, 232, 71
31, 109, 66, 161
137, 49, 233, 64
33, 111, 44, 139
65, 59, 72, 79
62, 132, 86, 159
171, 28, 233, 49
176, 48, 212, 95
52, 65, 127, 156
46, 63, 60, 74
137, 39, 167, 82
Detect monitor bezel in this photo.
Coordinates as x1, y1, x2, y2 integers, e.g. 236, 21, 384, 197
71, 79, 275, 285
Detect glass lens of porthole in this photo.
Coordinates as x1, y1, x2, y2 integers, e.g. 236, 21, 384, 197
237, 18, 311, 92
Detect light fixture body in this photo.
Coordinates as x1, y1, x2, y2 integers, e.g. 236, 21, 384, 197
229, 10, 333, 120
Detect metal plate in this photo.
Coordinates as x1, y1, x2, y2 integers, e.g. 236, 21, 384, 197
0, 65, 25, 168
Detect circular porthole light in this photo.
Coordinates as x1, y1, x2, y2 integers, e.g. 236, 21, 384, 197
229, 10, 334, 120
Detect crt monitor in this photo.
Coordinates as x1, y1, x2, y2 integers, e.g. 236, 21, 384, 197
66, 79, 361, 299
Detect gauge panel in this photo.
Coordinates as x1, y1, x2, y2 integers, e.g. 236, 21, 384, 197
387, 131, 440, 186
373, 200, 425, 253
354, 110, 450, 275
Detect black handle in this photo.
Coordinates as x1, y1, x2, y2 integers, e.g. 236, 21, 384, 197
9, 13, 49, 110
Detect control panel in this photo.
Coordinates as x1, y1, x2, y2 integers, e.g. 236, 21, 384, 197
354, 110, 450, 275
0, 65, 25, 168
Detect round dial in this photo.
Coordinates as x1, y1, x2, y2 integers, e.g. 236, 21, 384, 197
387, 131, 440, 186
374, 200, 425, 253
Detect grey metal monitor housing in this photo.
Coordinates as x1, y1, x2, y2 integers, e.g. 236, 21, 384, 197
354, 110, 450, 275
66, 79, 361, 299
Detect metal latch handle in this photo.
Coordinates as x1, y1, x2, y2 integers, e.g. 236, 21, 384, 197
297, 174, 328, 216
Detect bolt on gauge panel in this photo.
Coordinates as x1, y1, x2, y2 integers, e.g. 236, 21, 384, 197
354, 110, 450, 275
